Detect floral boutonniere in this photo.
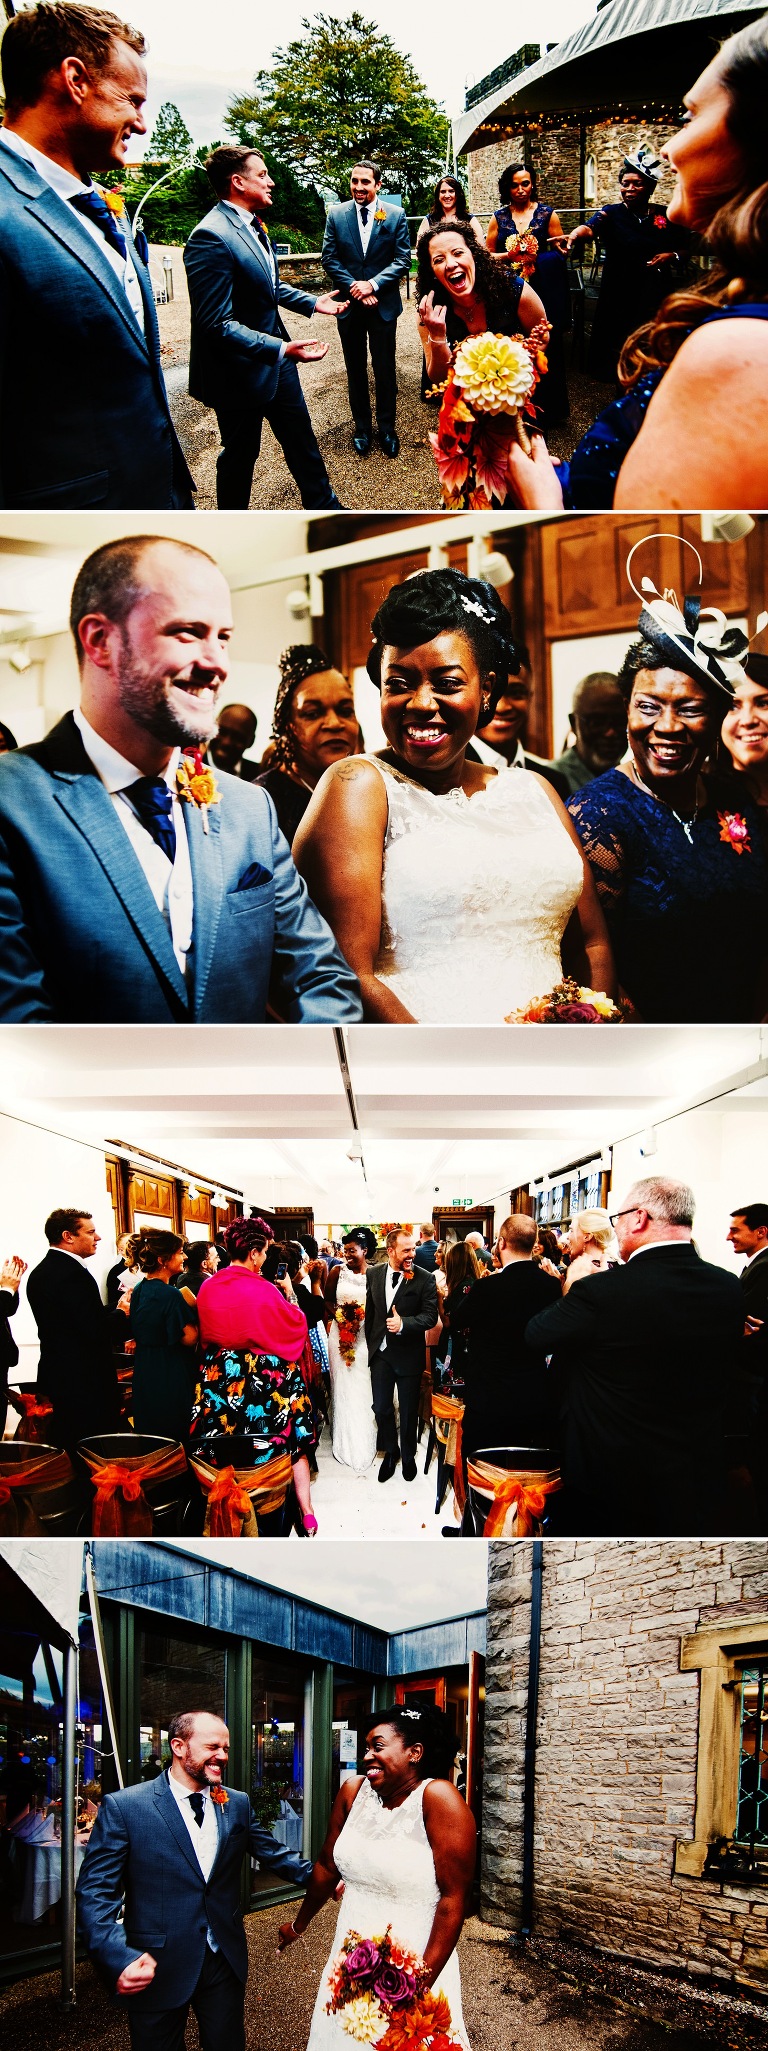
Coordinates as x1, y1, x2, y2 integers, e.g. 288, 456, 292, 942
718, 811, 751, 855
374, 205, 387, 222
176, 748, 221, 834
209, 1784, 229, 1806
101, 188, 126, 218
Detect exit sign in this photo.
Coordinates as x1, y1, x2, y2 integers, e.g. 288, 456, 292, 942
451, 1197, 473, 1207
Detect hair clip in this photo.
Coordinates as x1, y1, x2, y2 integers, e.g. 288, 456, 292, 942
399, 1708, 422, 1720
461, 595, 494, 624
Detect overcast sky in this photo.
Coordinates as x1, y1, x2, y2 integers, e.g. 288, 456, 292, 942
136, 0, 596, 148
176, 1540, 489, 1631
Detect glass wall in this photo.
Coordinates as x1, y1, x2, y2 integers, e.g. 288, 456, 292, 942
0, 1594, 105, 1961
138, 1617, 226, 1778
250, 1651, 308, 1895
332, 1673, 375, 1800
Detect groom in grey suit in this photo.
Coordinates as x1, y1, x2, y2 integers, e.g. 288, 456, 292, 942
322, 160, 411, 458
185, 146, 345, 509
0, 3, 193, 509
0, 535, 362, 1023
77, 1709, 312, 2051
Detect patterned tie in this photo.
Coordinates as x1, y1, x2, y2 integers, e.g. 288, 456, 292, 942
251, 215, 273, 258
189, 1791, 205, 1828
127, 777, 176, 864
360, 205, 369, 227
70, 187, 127, 259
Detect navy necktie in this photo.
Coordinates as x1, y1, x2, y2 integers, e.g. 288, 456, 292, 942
251, 216, 273, 257
127, 777, 176, 865
360, 205, 369, 227
70, 187, 127, 259
189, 1791, 205, 1828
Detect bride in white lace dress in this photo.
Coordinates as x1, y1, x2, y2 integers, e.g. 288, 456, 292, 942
326, 1233, 377, 1472
277, 1704, 476, 2050
293, 569, 615, 1023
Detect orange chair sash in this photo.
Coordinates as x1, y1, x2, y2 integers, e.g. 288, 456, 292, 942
0, 1449, 73, 1534
189, 1449, 293, 1536
80, 1443, 187, 1536
467, 1458, 562, 1537
431, 1392, 465, 1468
8, 1390, 55, 1443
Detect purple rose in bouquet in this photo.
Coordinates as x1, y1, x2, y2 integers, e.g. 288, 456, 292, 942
345, 1941, 382, 1984
373, 1964, 419, 2009
555, 1003, 601, 1022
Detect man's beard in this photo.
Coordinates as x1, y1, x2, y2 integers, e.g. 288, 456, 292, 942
182, 1748, 216, 1786
118, 643, 220, 749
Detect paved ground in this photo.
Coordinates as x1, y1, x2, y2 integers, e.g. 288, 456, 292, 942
3, 1905, 766, 2051
153, 247, 614, 513
305, 1411, 458, 1541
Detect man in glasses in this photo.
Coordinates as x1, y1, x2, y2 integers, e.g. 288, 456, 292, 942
525, 1174, 744, 1538
550, 670, 627, 795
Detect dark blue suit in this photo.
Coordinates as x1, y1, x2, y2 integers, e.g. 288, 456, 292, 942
76, 1771, 312, 2044
0, 137, 193, 509
322, 199, 411, 437
0, 714, 362, 1022
184, 200, 335, 508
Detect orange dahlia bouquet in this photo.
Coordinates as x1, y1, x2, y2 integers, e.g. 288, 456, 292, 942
335, 1301, 366, 1365
429, 330, 546, 509
326, 1930, 463, 2051
504, 229, 539, 278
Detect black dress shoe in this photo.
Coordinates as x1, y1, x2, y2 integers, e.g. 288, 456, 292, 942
353, 432, 371, 456
378, 1451, 399, 1483
402, 1457, 417, 1481
380, 431, 400, 458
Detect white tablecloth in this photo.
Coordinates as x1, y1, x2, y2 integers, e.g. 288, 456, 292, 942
14, 1840, 86, 1923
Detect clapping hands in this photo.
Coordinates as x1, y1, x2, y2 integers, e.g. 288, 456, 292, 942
1, 1253, 27, 1292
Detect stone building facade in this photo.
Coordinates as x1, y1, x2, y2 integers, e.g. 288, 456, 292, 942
467, 120, 679, 222
482, 1541, 768, 1992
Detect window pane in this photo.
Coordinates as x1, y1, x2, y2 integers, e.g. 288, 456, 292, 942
0, 1606, 105, 1959
138, 1620, 226, 1777
250, 1652, 306, 1897
737, 1664, 768, 1846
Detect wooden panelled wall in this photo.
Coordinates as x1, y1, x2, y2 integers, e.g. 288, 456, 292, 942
318, 515, 765, 759
104, 1155, 242, 1242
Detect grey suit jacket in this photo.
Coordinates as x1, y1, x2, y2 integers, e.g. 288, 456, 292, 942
0, 137, 193, 508
77, 1771, 312, 2009
185, 201, 319, 412
0, 714, 362, 1023
322, 200, 411, 321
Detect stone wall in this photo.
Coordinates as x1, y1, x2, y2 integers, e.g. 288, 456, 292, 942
482, 1541, 768, 1993
467, 118, 678, 224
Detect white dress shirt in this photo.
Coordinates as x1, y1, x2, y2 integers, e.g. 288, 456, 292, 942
73, 707, 194, 978
355, 199, 377, 257
167, 1773, 220, 1950
471, 733, 526, 771
0, 128, 146, 333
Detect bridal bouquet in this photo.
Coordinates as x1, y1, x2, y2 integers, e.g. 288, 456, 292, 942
429, 331, 545, 509
504, 229, 539, 278
326, 1929, 464, 2051
335, 1301, 365, 1366
506, 979, 625, 1024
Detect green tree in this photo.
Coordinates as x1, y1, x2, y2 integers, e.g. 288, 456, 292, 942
148, 100, 194, 165
225, 11, 445, 205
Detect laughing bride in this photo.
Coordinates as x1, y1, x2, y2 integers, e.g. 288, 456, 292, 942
277, 1702, 476, 2051
292, 569, 614, 1022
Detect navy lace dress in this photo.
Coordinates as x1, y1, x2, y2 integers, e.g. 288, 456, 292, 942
585, 200, 685, 381
564, 303, 768, 508
567, 770, 768, 1021
493, 202, 570, 423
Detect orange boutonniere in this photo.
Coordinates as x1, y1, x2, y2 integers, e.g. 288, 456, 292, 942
101, 188, 126, 217
176, 748, 221, 834
718, 811, 751, 855
209, 1784, 229, 1805
374, 206, 387, 221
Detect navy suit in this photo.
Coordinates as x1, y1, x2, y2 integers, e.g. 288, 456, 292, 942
184, 201, 336, 508
77, 1772, 312, 2046
0, 714, 362, 1022
322, 199, 411, 437
0, 138, 193, 509
26, 1247, 120, 1453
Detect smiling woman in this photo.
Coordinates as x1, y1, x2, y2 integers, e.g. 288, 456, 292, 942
292, 568, 615, 1022
256, 644, 359, 843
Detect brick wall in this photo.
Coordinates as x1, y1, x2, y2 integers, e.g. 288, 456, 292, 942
482, 1541, 768, 1992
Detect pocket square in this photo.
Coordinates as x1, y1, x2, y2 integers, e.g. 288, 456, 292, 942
235, 862, 272, 890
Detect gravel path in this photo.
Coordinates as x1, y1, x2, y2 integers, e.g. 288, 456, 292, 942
2, 1905, 765, 2051
153, 246, 614, 513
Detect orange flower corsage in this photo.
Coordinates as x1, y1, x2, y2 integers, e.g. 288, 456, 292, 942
718, 811, 751, 855
209, 1785, 229, 1805
101, 189, 126, 217
374, 206, 387, 221
177, 749, 221, 834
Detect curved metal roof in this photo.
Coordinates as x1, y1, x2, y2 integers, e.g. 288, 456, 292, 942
455, 0, 764, 153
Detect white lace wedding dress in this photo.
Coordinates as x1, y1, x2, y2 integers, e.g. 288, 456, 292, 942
306, 1777, 470, 2049
327, 1268, 377, 1472
366, 758, 584, 1022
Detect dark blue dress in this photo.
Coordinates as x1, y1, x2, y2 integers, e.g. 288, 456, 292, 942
493, 201, 570, 423
564, 303, 768, 507
585, 200, 685, 380
567, 769, 768, 1022
130, 1278, 198, 1442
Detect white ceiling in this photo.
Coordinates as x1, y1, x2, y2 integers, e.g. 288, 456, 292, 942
0, 1025, 764, 1222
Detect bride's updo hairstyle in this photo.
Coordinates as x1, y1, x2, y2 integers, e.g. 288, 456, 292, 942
372, 1703, 455, 1780
224, 1215, 274, 1261
366, 568, 525, 718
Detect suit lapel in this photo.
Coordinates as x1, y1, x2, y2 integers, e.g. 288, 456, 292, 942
227, 208, 278, 298
185, 800, 225, 1017
208, 1792, 231, 1877
364, 208, 386, 264
51, 773, 189, 1011
153, 1774, 207, 1881
346, 201, 365, 262
21, 181, 151, 355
